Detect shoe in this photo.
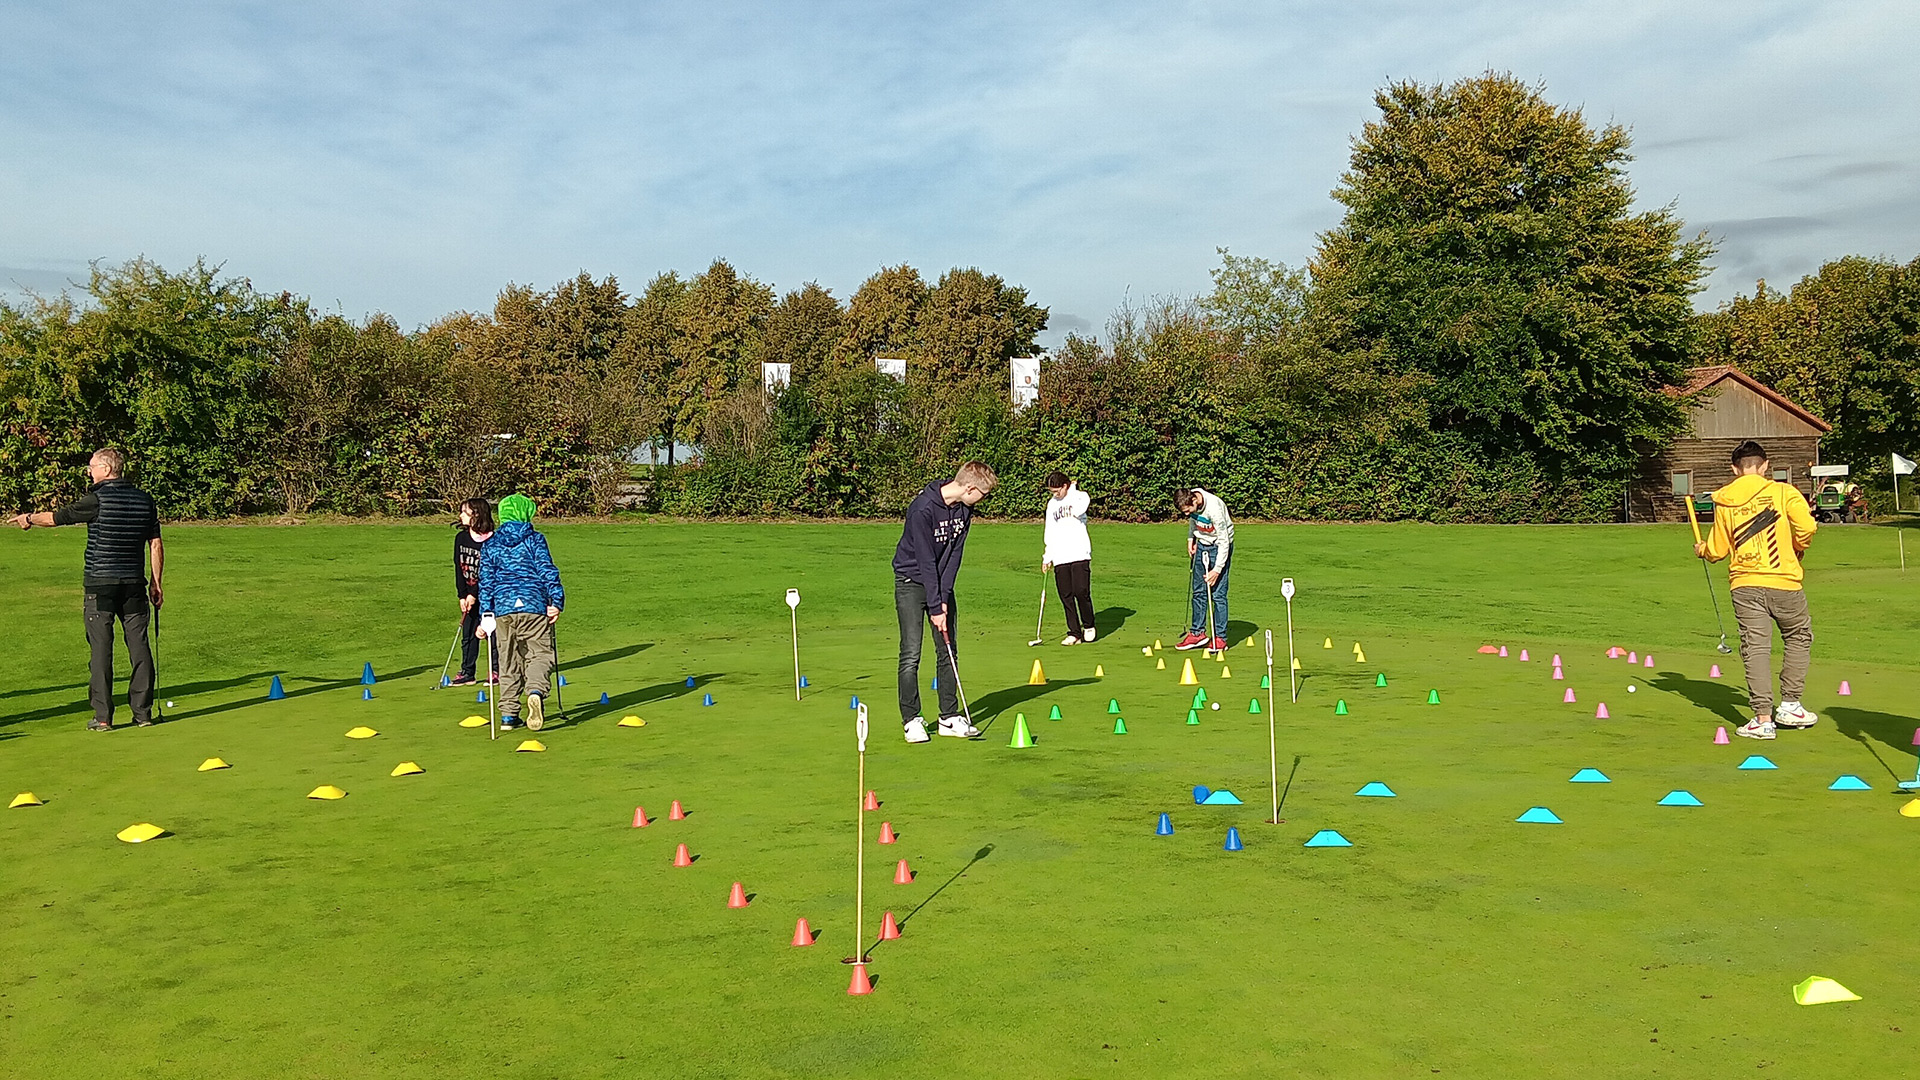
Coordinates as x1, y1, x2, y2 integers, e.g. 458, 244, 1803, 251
133, 717, 153, 727
1082, 629, 1096, 642
938, 714, 980, 738
1174, 631, 1208, 651
526, 693, 545, 731
87, 719, 111, 732
499, 717, 520, 731
1736, 718, 1776, 740
904, 717, 930, 744
1060, 635, 1080, 646
1775, 701, 1818, 728
1208, 637, 1227, 652
449, 673, 475, 686
489, 673, 499, 684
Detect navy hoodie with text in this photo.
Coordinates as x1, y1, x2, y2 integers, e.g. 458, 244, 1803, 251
892, 481, 972, 616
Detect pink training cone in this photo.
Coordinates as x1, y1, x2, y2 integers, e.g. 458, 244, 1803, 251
1838, 681, 1852, 696
1498, 646, 1508, 657
1595, 703, 1610, 719
1551, 654, 1563, 666
1519, 649, 1530, 661
1643, 655, 1654, 668
1563, 688, 1576, 703
1715, 726, 1730, 744
1628, 651, 1638, 664
1910, 727, 1920, 747
1552, 666, 1564, 680
1607, 647, 1621, 658
1709, 664, 1722, 678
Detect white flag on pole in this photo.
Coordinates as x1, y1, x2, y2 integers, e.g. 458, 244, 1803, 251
1892, 453, 1916, 475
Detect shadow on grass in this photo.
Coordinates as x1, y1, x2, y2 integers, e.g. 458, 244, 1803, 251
1, 680, 86, 702
1093, 606, 1135, 639
560, 642, 653, 671
967, 678, 1100, 732
1224, 619, 1260, 645
0, 669, 328, 729
870, 843, 994, 956
1646, 670, 1749, 726
160, 666, 435, 724
1828, 706, 1920, 786
556, 673, 721, 727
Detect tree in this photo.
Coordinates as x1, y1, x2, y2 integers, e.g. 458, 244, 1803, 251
1201, 248, 1308, 352
835, 265, 928, 368
665, 259, 774, 454
1311, 73, 1711, 481
764, 282, 845, 382
915, 267, 1049, 386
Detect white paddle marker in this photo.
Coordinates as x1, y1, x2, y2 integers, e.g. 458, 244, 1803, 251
786, 588, 803, 700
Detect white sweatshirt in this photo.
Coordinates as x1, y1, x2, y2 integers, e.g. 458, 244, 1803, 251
1043, 484, 1092, 566
1187, 488, 1232, 570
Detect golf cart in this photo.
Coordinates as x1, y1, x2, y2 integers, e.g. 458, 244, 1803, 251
1810, 464, 1868, 524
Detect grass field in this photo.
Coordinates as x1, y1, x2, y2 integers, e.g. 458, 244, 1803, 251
4, 517, 1919, 1078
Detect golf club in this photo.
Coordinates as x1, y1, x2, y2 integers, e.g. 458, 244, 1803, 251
485, 623, 497, 741
434, 619, 462, 689
547, 622, 565, 717
936, 626, 974, 732
1197, 549, 1222, 657
1684, 497, 1735, 654
787, 588, 802, 700
1264, 628, 1277, 824
1026, 568, 1047, 647
1281, 577, 1298, 703
151, 601, 163, 722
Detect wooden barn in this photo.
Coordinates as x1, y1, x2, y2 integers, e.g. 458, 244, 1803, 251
1627, 365, 1831, 523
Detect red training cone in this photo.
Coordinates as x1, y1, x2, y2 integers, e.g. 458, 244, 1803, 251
864, 790, 879, 811
1595, 703, 1610, 719
879, 910, 901, 940
892, 858, 913, 884
632, 806, 650, 828
668, 800, 686, 820
728, 881, 748, 908
1562, 688, 1576, 703
673, 843, 692, 867
1838, 681, 1852, 696
847, 962, 873, 996
791, 918, 815, 946
878, 821, 897, 844
1714, 726, 1729, 744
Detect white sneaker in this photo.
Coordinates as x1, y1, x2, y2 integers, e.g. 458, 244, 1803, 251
1060, 635, 1080, 646
1775, 701, 1818, 728
938, 714, 979, 738
904, 717, 930, 743
1083, 629, 1096, 642
526, 693, 544, 731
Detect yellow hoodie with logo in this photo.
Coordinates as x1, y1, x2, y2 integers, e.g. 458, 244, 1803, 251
1701, 473, 1818, 590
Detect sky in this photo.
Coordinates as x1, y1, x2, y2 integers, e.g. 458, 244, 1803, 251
2, 1, 1917, 344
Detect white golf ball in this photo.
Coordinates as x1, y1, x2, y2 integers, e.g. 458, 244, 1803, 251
166, 701, 175, 708
1210, 701, 1220, 711
1627, 685, 1637, 693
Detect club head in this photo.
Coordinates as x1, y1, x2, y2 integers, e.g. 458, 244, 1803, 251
1027, 639, 1043, 647
1717, 640, 1733, 654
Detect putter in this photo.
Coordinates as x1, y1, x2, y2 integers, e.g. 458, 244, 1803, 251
434, 619, 462, 689
1281, 577, 1298, 703
151, 601, 163, 722
937, 626, 974, 732
787, 588, 802, 700
1027, 569, 1047, 647
1199, 550, 1222, 657
547, 622, 565, 717
1684, 497, 1735, 654
1264, 628, 1278, 824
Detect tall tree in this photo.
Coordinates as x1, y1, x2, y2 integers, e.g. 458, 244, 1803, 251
666, 259, 774, 453
915, 267, 1049, 386
764, 282, 845, 382
836, 264, 928, 368
1311, 73, 1711, 478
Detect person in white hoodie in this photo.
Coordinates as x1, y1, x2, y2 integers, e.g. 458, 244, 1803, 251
1041, 471, 1096, 644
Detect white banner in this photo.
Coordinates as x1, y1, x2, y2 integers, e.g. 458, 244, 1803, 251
761, 362, 791, 393
1893, 452, 1916, 475
875, 357, 907, 382
1010, 355, 1041, 409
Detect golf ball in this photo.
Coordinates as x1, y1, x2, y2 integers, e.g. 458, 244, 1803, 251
1210, 701, 1220, 711
166, 701, 175, 708
1627, 685, 1637, 693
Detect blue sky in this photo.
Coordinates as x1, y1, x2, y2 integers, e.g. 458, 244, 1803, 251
2, 1, 1916, 343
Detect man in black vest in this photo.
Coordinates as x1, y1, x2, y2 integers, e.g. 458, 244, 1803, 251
10, 448, 165, 730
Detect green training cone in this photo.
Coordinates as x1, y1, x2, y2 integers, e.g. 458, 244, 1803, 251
1187, 708, 1200, 725
1248, 698, 1262, 714
1334, 699, 1349, 715
1427, 689, 1440, 704
1260, 674, 1271, 688
1009, 714, 1034, 748
1048, 704, 1062, 720
1374, 673, 1387, 687
1107, 698, 1121, 714
1112, 717, 1128, 734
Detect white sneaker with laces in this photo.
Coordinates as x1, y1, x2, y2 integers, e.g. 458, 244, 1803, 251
904, 717, 930, 744
1775, 701, 1818, 728
1083, 629, 1096, 642
1736, 718, 1776, 740
938, 714, 979, 738
1060, 635, 1080, 646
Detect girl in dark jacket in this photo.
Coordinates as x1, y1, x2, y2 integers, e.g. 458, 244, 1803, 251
452, 498, 498, 685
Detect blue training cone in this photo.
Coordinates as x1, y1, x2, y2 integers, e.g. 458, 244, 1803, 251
558, 674, 567, 687
268, 675, 286, 700
361, 687, 373, 701
361, 662, 376, 685
850, 695, 860, 710
599, 692, 610, 705
478, 689, 487, 703
1156, 812, 1173, 836
1192, 785, 1212, 804
932, 677, 938, 689
799, 675, 809, 688
702, 693, 714, 707
440, 675, 450, 687
1223, 827, 1244, 851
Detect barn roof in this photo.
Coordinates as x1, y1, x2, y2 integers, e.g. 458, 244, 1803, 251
1672, 365, 1832, 435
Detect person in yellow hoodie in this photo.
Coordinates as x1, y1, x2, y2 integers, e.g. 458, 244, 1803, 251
1695, 440, 1819, 740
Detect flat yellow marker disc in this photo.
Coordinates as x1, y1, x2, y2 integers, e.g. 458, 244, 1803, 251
307, 785, 346, 800
516, 740, 546, 752
117, 822, 166, 843
345, 726, 378, 739
390, 761, 424, 777
616, 715, 646, 728
198, 757, 230, 771
10, 792, 44, 808
459, 715, 489, 728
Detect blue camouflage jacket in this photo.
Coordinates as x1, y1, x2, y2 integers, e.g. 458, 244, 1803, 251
478, 521, 565, 616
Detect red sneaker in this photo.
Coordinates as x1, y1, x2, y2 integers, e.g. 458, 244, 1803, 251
1208, 637, 1227, 653
1174, 631, 1208, 651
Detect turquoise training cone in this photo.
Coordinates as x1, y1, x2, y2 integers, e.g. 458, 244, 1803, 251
1658, 790, 1703, 806
1829, 775, 1871, 790
1354, 782, 1395, 797
1569, 768, 1610, 783
1304, 829, 1352, 847
1738, 755, 1778, 770
1516, 806, 1562, 823
1200, 789, 1242, 805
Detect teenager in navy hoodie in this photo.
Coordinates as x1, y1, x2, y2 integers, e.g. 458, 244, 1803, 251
892, 461, 997, 743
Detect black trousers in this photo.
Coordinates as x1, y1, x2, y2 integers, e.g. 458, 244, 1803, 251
1053, 560, 1095, 639
896, 575, 959, 725
459, 604, 498, 678
84, 584, 153, 726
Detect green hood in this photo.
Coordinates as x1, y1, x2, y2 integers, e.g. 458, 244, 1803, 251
497, 494, 536, 524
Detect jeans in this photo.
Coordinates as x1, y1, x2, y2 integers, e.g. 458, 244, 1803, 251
1189, 546, 1229, 637
896, 575, 959, 725
1730, 586, 1813, 718
1053, 560, 1095, 639
85, 584, 154, 726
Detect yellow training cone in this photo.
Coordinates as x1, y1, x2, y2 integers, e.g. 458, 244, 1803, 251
1221, 666, 1232, 679
1179, 658, 1198, 686
198, 757, 230, 772
1323, 637, 1332, 649
1901, 798, 1920, 818
1140, 645, 1151, 655
1027, 659, 1047, 686
459, 715, 489, 728
390, 761, 424, 777
1292, 656, 1302, 670
1154, 639, 1162, 651
1246, 635, 1255, 646
516, 740, 546, 752
1793, 976, 1860, 1005
117, 822, 166, 843
1094, 665, 1104, 677
617, 715, 647, 728
1155, 657, 1166, 670
1352, 641, 1363, 655
10, 792, 45, 808
307, 785, 346, 800
1355, 650, 1367, 664
345, 726, 378, 739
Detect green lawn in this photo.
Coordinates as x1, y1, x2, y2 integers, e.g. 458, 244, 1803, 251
3, 518, 1918, 1078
